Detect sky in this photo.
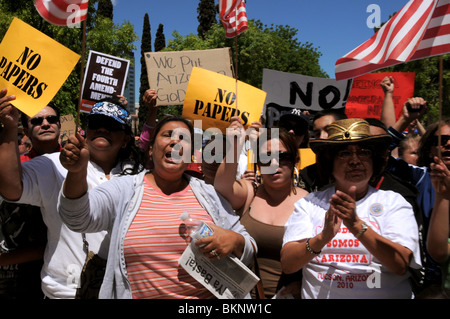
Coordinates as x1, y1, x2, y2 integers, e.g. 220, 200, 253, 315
111, 0, 408, 103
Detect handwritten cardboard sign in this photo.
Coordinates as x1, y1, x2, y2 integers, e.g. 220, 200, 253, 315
59, 114, 76, 144
262, 69, 352, 116
0, 18, 80, 117
145, 48, 233, 106
80, 50, 130, 113
345, 72, 415, 119
183, 67, 266, 133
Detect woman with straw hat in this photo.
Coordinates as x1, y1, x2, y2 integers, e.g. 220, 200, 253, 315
281, 118, 422, 299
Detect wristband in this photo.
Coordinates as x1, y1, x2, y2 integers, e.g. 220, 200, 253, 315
355, 222, 368, 239
306, 238, 321, 255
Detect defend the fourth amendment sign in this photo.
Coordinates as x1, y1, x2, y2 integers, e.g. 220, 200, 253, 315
80, 50, 130, 113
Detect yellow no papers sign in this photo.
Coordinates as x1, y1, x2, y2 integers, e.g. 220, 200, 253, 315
0, 18, 80, 117
183, 67, 266, 133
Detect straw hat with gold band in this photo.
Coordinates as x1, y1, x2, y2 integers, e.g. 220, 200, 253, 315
309, 118, 392, 153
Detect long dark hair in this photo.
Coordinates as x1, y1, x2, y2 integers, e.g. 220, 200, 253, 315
118, 135, 145, 176
417, 119, 450, 168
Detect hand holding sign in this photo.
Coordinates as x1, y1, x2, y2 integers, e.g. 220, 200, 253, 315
225, 116, 246, 159
0, 88, 18, 130
0, 18, 80, 117
60, 132, 89, 174
143, 89, 158, 108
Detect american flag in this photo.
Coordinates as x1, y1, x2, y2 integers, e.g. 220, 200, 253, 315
335, 0, 450, 80
35, 0, 89, 27
219, 0, 248, 38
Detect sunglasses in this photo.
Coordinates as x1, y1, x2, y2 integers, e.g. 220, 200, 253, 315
88, 117, 126, 132
336, 148, 372, 160
30, 115, 59, 126
432, 135, 450, 146
258, 151, 295, 167
281, 120, 306, 136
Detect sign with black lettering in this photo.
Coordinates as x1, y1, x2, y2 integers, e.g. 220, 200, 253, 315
262, 68, 352, 115
345, 72, 415, 119
145, 48, 233, 106
0, 18, 80, 117
179, 242, 259, 299
183, 67, 266, 133
80, 50, 130, 113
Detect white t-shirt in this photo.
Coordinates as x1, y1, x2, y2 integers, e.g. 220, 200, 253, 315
14, 152, 124, 299
283, 185, 422, 299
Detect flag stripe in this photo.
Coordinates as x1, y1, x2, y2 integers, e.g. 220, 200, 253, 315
219, 0, 248, 38
35, 0, 89, 26
335, 0, 450, 80
346, 1, 415, 61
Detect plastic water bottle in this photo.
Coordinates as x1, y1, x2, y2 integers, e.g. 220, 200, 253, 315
180, 212, 214, 241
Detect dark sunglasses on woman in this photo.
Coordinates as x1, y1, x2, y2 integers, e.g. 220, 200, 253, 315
432, 135, 450, 146
258, 151, 295, 167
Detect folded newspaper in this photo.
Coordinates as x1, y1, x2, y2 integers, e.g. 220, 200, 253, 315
179, 242, 260, 299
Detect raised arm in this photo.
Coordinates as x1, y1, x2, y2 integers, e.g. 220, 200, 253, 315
139, 89, 158, 152
380, 76, 396, 130
60, 132, 90, 199
213, 116, 251, 212
392, 97, 427, 135
0, 89, 22, 200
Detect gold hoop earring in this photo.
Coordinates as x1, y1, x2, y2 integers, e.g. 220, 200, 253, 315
293, 166, 299, 187
256, 166, 262, 185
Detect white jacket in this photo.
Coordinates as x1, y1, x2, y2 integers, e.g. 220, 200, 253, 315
58, 170, 256, 299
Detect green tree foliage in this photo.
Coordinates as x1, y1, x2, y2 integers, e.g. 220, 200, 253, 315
197, 0, 217, 40
138, 13, 151, 132
167, 20, 327, 89
154, 24, 166, 52
158, 20, 325, 117
97, 0, 114, 20
0, 0, 136, 126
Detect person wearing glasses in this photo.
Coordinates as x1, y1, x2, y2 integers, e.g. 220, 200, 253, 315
278, 108, 310, 148
414, 119, 450, 298
0, 89, 142, 299
281, 118, 422, 299
214, 116, 308, 298
427, 153, 450, 298
19, 104, 62, 162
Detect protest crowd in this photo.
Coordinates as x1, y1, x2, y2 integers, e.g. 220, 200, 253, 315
0, 0, 449, 302
0, 72, 450, 300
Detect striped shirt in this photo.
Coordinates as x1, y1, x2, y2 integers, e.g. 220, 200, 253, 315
123, 178, 214, 299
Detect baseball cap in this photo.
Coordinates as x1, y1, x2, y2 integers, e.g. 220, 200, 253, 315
279, 108, 309, 136
89, 100, 132, 129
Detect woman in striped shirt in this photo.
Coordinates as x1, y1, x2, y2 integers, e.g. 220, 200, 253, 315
58, 115, 256, 299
